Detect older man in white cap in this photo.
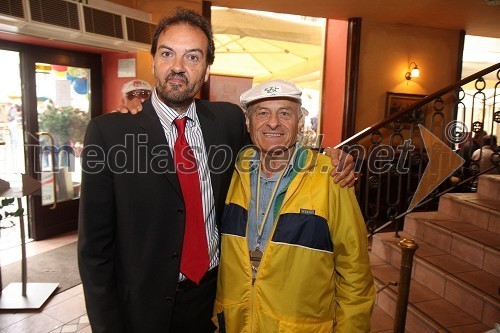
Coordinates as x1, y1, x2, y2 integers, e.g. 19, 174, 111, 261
213, 79, 375, 333
121, 79, 153, 104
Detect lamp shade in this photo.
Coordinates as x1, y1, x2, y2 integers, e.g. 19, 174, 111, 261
410, 66, 420, 78
405, 62, 420, 80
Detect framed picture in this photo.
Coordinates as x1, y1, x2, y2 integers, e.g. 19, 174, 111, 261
208, 74, 253, 108
385, 92, 426, 127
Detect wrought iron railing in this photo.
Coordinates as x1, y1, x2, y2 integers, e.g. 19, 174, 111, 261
336, 62, 500, 235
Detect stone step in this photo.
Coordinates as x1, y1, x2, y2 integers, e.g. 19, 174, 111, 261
477, 174, 500, 200
404, 212, 500, 275
368, 175, 500, 332
438, 193, 499, 234
371, 305, 400, 333
371, 232, 500, 327
370, 252, 492, 332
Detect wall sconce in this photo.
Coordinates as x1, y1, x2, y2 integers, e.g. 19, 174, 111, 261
405, 62, 420, 80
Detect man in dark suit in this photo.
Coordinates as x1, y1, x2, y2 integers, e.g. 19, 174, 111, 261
78, 8, 355, 333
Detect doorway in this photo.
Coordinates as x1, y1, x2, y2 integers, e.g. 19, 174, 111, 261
209, 6, 327, 148
0, 41, 102, 241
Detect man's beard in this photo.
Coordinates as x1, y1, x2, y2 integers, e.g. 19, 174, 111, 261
156, 73, 202, 111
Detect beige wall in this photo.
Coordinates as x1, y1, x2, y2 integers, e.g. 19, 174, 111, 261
356, 21, 461, 133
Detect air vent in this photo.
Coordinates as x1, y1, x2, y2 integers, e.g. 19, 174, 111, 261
126, 17, 155, 45
29, 0, 79, 30
0, 0, 24, 19
0, 0, 154, 52
83, 6, 123, 39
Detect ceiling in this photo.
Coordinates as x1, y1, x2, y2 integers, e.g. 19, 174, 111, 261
210, 0, 500, 39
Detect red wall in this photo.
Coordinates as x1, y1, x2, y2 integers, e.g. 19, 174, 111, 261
101, 53, 137, 113
321, 19, 348, 148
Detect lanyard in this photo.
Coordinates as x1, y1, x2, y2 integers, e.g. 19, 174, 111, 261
254, 162, 288, 246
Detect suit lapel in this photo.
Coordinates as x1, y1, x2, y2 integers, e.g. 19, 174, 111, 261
137, 99, 182, 198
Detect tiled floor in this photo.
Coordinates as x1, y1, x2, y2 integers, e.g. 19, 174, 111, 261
8, 228, 494, 332
0, 231, 91, 333
0, 232, 385, 333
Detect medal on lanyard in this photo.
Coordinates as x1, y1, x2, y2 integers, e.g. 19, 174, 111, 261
250, 248, 263, 273
249, 164, 287, 273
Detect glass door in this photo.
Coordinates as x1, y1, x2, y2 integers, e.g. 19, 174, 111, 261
0, 40, 102, 240
36, 64, 91, 208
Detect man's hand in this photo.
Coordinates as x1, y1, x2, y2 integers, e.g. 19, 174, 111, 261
111, 97, 144, 114
324, 147, 357, 188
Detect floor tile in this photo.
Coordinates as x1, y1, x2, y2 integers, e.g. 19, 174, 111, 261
432, 220, 481, 233
0, 311, 35, 330
464, 230, 500, 246
423, 254, 479, 274
407, 280, 440, 303
371, 306, 393, 332
42, 296, 87, 325
456, 270, 500, 296
369, 252, 387, 266
414, 299, 478, 327
76, 325, 92, 333
0, 313, 63, 333
446, 323, 491, 332
371, 264, 400, 285
61, 323, 78, 332
411, 240, 446, 258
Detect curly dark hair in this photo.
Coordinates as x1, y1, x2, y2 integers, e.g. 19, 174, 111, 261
150, 8, 215, 65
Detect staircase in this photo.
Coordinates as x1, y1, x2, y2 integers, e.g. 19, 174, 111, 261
370, 174, 500, 332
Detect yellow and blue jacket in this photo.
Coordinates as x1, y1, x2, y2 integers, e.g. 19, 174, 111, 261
213, 147, 375, 333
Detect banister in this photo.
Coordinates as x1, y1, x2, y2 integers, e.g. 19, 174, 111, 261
335, 61, 500, 149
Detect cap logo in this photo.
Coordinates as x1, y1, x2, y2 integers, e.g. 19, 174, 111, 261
263, 86, 280, 95
132, 80, 143, 87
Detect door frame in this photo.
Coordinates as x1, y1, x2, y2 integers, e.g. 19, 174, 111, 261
0, 40, 102, 240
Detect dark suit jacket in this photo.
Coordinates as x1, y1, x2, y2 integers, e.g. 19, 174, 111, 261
78, 98, 249, 333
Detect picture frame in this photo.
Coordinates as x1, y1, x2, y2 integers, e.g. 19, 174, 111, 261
208, 74, 253, 108
385, 92, 426, 127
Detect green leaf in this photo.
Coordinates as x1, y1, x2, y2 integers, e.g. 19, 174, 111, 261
13, 208, 24, 217
1, 198, 15, 207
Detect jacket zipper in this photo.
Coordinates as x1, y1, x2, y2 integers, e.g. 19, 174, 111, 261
250, 276, 257, 333
246, 154, 307, 333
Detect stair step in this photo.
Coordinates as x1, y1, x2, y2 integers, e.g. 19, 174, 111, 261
477, 174, 500, 200
370, 254, 492, 332
438, 193, 500, 234
368, 175, 500, 332
371, 232, 500, 326
371, 305, 399, 332
404, 212, 500, 275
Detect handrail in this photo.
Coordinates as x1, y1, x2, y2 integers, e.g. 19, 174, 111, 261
334, 62, 499, 238
335, 62, 500, 149
369, 163, 499, 236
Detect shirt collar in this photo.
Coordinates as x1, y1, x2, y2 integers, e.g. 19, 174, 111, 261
249, 144, 299, 178
151, 89, 198, 129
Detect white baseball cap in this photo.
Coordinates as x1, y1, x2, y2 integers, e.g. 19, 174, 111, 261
240, 79, 302, 109
121, 79, 152, 96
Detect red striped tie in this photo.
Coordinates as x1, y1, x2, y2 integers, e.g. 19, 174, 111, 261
173, 117, 209, 284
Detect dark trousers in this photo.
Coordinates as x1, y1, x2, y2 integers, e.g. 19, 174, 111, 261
169, 269, 218, 333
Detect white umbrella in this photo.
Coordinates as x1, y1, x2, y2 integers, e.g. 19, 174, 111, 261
211, 8, 325, 89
